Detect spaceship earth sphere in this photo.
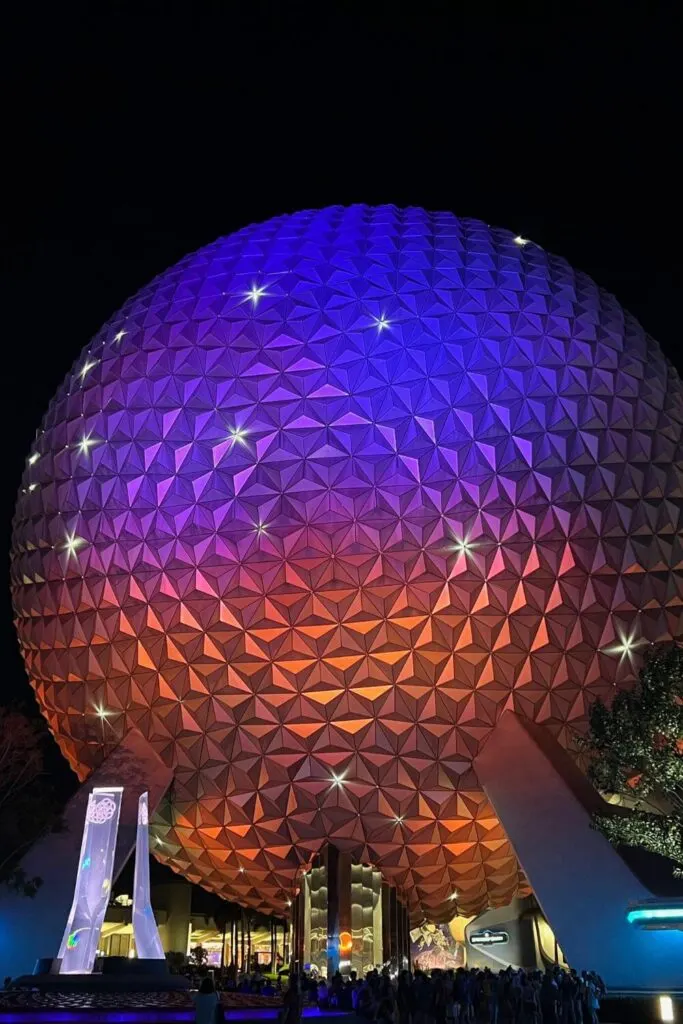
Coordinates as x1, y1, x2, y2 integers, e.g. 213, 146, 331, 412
11, 205, 683, 922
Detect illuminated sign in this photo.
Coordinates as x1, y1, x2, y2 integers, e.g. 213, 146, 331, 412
469, 929, 509, 947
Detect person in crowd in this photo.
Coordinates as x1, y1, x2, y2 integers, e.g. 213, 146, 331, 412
540, 968, 559, 1024
281, 973, 302, 1024
414, 968, 435, 1024
521, 971, 540, 1024
316, 976, 329, 1009
357, 980, 375, 1020
580, 971, 601, 1024
193, 976, 220, 1024
396, 969, 413, 1024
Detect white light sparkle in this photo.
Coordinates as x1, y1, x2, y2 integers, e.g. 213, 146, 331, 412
229, 426, 248, 444
28, 483, 38, 492
603, 625, 647, 668
374, 314, 391, 332
113, 330, 127, 344
245, 284, 267, 306
78, 359, 98, 382
330, 770, 347, 788
62, 530, 87, 560
28, 452, 40, 466
513, 235, 529, 247
451, 535, 477, 556
77, 433, 99, 456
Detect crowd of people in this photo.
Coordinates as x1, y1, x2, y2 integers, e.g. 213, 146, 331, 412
188, 967, 279, 996
282, 965, 606, 1024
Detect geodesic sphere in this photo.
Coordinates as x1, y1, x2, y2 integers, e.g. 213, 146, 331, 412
11, 205, 683, 921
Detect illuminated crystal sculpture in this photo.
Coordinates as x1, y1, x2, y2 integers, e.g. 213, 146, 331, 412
58, 787, 123, 973
132, 792, 165, 959
11, 206, 683, 923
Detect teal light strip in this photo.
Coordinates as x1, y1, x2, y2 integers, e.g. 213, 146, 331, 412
627, 907, 683, 924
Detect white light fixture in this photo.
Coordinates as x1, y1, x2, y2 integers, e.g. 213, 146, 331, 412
448, 892, 458, 901
245, 284, 267, 306
28, 483, 38, 492
394, 815, 404, 824
374, 314, 391, 332
330, 770, 347, 788
513, 235, 529, 247
28, 452, 40, 466
113, 330, 127, 344
93, 703, 112, 721
659, 995, 675, 1023
229, 426, 248, 444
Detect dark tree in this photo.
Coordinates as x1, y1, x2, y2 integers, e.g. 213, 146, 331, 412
0, 706, 64, 896
165, 950, 187, 974
189, 945, 209, 968
583, 645, 683, 868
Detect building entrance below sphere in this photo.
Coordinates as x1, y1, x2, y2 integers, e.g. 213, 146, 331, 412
290, 844, 411, 979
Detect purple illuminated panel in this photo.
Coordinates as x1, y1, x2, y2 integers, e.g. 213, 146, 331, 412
132, 792, 164, 960
58, 788, 123, 974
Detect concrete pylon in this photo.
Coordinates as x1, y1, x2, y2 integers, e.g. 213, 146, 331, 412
0, 729, 172, 981
474, 712, 683, 990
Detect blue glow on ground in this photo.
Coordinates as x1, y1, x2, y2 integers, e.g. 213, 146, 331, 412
0, 1008, 349, 1024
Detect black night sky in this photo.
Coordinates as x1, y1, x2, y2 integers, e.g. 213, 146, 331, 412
2, 1, 682, 785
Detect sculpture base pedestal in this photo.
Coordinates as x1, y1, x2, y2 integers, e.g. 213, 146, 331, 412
15, 958, 189, 992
